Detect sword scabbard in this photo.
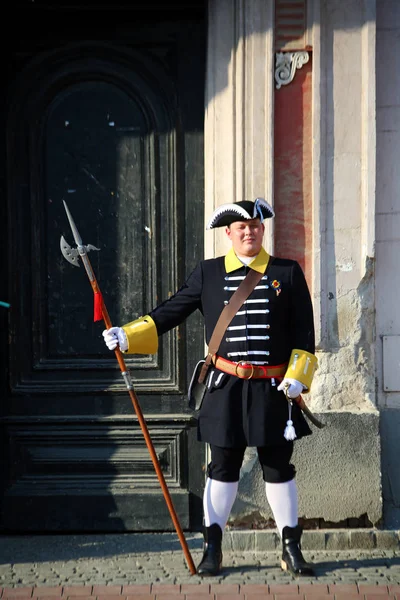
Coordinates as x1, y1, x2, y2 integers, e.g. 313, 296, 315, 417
294, 394, 326, 429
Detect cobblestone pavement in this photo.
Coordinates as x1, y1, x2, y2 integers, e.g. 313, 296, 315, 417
1, 532, 400, 594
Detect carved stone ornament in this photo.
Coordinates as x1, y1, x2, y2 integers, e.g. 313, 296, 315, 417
275, 51, 309, 89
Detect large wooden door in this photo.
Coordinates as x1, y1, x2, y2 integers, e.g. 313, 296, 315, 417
0, 2, 206, 531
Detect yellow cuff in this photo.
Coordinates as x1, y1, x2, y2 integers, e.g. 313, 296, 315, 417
122, 315, 158, 354
285, 349, 318, 393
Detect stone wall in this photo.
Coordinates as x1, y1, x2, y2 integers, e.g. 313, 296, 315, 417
375, 0, 400, 527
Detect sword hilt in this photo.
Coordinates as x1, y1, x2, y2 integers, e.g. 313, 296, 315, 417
284, 384, 326, 429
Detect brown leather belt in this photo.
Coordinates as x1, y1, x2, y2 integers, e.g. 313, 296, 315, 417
212, 355, 287, 380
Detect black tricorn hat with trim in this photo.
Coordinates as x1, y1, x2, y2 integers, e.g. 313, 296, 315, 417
206, 198, 275, 229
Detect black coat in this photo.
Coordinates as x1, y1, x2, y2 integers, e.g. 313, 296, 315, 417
150, 255, 315, 448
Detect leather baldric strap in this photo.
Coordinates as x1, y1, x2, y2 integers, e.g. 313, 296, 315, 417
198, 267, 265, 383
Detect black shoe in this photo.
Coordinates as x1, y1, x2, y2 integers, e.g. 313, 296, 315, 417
197, 523, 223, 576
281, 525, 315, 576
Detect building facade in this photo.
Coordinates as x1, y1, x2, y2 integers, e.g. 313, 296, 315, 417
1, 0, 398, 532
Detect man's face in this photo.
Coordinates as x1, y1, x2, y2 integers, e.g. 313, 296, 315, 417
225, 218, 265, 257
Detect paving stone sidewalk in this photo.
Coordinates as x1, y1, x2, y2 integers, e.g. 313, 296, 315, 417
1, 532, 400, 597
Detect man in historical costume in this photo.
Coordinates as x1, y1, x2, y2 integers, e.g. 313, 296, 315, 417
103, 198, 318, 577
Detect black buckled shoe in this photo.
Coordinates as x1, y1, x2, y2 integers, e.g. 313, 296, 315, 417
281, 525, 315, 576
197, 523, 223, 576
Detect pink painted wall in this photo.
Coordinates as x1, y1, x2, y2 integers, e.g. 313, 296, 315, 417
273, 59, 313, 289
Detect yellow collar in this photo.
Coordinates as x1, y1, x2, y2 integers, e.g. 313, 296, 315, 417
224, 247, 270, 273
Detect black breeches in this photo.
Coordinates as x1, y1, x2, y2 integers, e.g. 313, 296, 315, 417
207, 443, 296, 483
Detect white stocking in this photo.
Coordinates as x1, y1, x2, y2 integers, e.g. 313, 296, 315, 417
203, 478, 239, 530
265, 478, 298, 537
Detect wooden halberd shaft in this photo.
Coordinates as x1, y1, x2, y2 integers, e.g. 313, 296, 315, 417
61, 201, 196, 575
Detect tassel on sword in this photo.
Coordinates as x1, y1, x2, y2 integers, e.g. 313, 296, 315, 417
284, 381, 326, 440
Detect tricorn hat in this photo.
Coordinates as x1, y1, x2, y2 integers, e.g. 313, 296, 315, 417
206, 198, 275, 229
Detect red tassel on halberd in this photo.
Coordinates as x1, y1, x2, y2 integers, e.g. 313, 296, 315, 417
94, 291, 103, 322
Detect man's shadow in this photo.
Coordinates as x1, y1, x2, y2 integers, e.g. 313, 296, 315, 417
219, 553, 400, 579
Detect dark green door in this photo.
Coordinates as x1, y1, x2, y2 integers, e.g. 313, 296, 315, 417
1, 2, 206, 531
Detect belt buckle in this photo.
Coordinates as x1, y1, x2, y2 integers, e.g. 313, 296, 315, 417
235, 361, 255, 379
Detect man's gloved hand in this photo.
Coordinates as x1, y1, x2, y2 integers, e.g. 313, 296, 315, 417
102, 327, 128, 352
277, 378, 304, 399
